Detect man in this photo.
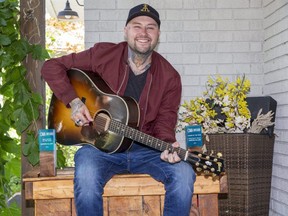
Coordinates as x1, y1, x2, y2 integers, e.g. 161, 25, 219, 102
41, 3, 195, 216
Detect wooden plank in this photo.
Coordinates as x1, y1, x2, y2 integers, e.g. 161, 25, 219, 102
24, 182, 33, 200
160, 195, 165, 214
143, 195, 162, 216
103, 197, 108, 216
24, 173, 225, 200
20, 0, 46, 214
103, 174, 165, 196
194, 175, 222, 194
71, 199, 76, 216
107, 196, 142, 216
198, 194, 219, 216
73, 194, 163, 216
220, 174, 228, 193
23, 174, 74, 182
190, 196, 200, 216
33, 180, 74, 199
23, 172, 226, 216
35, 199, 71, 216
46, 195, 206, 216
39, 151, 56, 177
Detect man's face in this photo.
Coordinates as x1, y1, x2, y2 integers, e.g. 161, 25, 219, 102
124, 16, 160, 55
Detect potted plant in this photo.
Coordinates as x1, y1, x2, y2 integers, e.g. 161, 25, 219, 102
177, 75, 276, 215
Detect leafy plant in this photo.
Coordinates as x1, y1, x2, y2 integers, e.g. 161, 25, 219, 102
1, 1, 83, 214
0, 0, 49, 214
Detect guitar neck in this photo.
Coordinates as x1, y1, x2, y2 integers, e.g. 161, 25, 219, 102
109, 119, 188, 160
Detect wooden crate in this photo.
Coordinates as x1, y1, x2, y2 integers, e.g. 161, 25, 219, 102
23, 168, 227, 216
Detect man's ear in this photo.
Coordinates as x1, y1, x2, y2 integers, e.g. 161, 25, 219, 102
124, 27, 128, 40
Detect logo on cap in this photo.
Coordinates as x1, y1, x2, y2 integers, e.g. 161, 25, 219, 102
126, 4, 161, 27
141, 4, 150, 13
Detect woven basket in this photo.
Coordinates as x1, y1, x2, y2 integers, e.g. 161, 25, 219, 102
205, 133, 275, 216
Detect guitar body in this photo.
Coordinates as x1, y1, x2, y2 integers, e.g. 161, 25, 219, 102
48, 68, 140, 153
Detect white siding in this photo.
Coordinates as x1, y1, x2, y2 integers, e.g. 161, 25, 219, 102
264, 0, 288, 215
84, 0, 288, 214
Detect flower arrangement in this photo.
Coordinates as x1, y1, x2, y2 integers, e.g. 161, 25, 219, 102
177, 75, 252, 136
177, 75, 275, 139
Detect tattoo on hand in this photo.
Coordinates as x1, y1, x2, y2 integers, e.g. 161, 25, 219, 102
70, 99, 84, 118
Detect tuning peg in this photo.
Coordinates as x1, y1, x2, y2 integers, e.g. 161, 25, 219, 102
206, 155, 210, 160
196, 167, 202, 172
210, 168, 215, 173
197, 153, 202, 157
204, 170, 210, 175
203, 165, 207, 169
213, 158, 218, 162
217, 152, 223, 158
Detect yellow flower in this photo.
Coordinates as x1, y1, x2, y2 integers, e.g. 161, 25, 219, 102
177, 74, 251, 135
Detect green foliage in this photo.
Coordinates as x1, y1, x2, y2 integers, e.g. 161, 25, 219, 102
0, 0, 54, 214
0, 1, 83, 213
0, 203, 21, 216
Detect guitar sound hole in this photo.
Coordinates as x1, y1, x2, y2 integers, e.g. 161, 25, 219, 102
79, 111, 111, 146
94, 111, 111, 133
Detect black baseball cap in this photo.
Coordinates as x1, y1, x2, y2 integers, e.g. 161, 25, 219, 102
126, 3, 161, 27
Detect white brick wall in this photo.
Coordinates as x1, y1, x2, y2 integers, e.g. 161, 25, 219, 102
85, 0, 262, 98
264, 0, 288, 215
84, 0, 288, 214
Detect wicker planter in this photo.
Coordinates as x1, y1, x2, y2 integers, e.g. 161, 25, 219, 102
205, 133, 275, 216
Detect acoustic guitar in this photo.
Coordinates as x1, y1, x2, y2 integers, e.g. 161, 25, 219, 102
48, 68, 224, 175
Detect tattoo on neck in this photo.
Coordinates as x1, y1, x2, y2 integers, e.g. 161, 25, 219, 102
128, 47, 152, 75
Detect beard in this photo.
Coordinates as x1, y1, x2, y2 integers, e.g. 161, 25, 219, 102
133, 45, 152, 56
127, 36, 158, 56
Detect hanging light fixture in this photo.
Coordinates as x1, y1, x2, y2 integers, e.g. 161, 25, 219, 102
57, 0, 79, 20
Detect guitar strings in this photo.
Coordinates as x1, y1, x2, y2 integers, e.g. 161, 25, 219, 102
86, 110, 222, 174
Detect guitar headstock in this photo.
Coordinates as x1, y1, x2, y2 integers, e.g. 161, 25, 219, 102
186, 151, 225, 176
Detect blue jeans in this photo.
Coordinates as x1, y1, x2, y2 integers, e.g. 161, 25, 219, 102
74, 143, 196, 216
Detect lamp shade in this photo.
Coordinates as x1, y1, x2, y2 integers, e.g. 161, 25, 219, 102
57, 0, 79, 20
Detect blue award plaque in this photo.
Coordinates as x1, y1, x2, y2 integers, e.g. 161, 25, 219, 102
38, 129, 57, 176
185, 125, 203, 148
39, 129, 56, 151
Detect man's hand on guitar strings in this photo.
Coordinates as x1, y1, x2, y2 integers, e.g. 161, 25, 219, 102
160, 142, 181, 164
69, 98, 93, 126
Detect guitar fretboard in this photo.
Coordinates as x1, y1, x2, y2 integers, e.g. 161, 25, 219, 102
95, 113, 215, 171
109, 119, 189, 160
